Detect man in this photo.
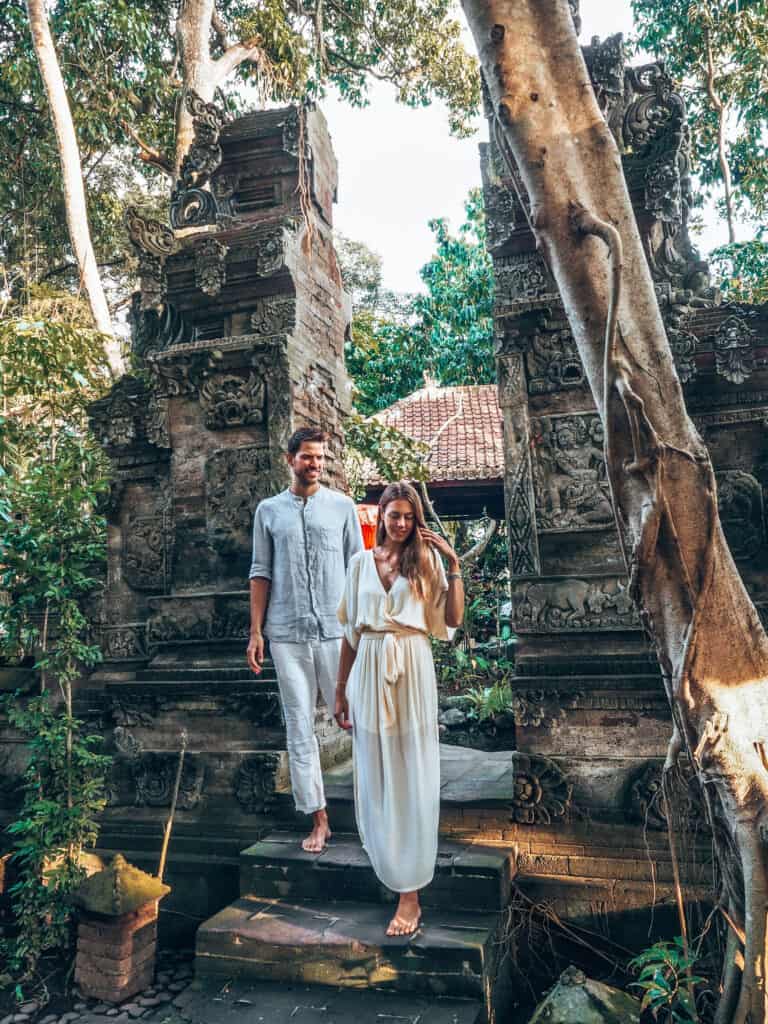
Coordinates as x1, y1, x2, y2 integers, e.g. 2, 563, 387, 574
247, 426, 363, 852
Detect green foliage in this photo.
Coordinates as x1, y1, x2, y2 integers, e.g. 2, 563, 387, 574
464, 678, 513, 722
343, 411, 430, 500
413, 188, 495, 387
0, 693, 111, 980
629, 938, 705, 1022
631, 0, 768, 226
344, 190, 495, 415
0, 290, 111, 981
709, 238, 768, 304
1, 0, 479, 287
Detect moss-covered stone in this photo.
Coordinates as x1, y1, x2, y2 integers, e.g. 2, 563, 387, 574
75, 853, 170, 916
528, 967, 641, 1024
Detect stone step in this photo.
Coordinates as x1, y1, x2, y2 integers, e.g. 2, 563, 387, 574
174, 976, 484, 1024
195, 895, 502, 1009
240, 831, 513, 912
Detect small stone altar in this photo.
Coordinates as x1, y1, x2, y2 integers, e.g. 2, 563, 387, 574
481, 32, 768, 932
81, 102, 354, 928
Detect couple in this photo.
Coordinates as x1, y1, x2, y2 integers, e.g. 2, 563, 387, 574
247, 426, 464, 936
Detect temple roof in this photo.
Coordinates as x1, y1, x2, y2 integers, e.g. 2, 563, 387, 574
370, 382, 504, 484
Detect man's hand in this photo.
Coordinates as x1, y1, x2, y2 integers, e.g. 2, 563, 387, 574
334, 682, 352, 731
247, 632, 264, 675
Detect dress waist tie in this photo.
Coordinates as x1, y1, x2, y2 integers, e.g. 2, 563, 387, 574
358, 627, 426, 730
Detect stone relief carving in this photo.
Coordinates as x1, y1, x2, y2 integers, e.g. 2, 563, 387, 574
509, 689, 582, 730
626, 760, 706, 831
195, 237, 228, 297
234, 754, 282, 813
254, 226, 286, 277
531, 414, 613, 531
205, 445, 275, 555
510, 752, 573, 825
170, 91, 226, 229
506, 447, 540, 577
717, 470, 765, 561
495, 252, 555, 304
125, 207, 179, 312
147, 348, 213, 398
667, 324, 699, 384
525, 330, 586, 395
133, 753, 205, 810
130, 295, 194, 360
584, 33, 626, 132
714, 314, 756, 385
89, 376, 169, 453
100, 624, 148, 663
111, 694, 159, 728
512, 577, 639, 632
200, 372, 266, 429
250, 296, 296, 336
496, 351, 525, 406
123, 513, 171, 591
219, 692, 283, 728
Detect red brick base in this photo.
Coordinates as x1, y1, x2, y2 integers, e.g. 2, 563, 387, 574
74, 900, 158, 1003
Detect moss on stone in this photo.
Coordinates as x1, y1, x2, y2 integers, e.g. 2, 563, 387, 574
75, 853, 170, 916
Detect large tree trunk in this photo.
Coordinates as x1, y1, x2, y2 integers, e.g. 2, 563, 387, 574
460, 1, 768, 1019
25, 0, 124, 378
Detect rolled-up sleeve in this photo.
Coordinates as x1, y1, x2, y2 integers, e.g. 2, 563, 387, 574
337, 553, 362, 650
343, 501, 364, 566
249, 504, 273, 580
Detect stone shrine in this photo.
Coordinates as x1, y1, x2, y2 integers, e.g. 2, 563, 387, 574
482, 30, 768, 932
82, 102, 353, 923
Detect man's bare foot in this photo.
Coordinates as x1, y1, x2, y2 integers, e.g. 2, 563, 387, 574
386, 892, 421, 936
301, 810, 332, 853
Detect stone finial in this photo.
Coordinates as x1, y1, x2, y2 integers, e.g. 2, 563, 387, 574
527, 967, 641, 1023
75, 853, 170, 917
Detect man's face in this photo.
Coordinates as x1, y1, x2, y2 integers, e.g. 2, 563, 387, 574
287, 441, 325, 486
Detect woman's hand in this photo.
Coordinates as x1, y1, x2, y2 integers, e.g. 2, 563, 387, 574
419, 528, 460, 569
334, 682, 352, 731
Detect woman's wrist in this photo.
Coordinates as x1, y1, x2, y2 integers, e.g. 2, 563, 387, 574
336, 679, 347, 688
447, 558, 461, 575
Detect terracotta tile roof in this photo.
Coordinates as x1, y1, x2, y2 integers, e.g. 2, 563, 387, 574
370, 383, 504, 484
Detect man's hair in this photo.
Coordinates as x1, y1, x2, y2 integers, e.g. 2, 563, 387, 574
287, 426, 329, 455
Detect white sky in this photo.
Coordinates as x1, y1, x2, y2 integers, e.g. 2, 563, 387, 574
321, 0, 738, 294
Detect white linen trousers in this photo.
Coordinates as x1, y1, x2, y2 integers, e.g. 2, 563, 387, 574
270, 637, 341, 815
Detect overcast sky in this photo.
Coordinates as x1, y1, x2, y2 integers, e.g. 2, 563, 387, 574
321, 0, 735, 294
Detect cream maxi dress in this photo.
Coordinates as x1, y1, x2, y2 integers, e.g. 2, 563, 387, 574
337, 548, 453, 893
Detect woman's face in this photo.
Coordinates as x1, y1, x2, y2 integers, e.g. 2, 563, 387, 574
382, 498, 416, 544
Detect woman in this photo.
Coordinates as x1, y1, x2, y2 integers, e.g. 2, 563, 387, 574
335, 482, 464, 937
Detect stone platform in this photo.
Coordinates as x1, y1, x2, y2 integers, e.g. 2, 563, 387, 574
195, 829, 514, 1022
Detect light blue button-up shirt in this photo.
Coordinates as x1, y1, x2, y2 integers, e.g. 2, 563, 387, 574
249, 486, 364, 642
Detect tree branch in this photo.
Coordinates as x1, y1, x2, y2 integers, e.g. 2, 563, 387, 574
211, 7, 229, 48
212, 37, 266, 84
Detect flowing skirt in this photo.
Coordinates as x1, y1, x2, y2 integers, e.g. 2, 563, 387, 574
348, 631, 440, 892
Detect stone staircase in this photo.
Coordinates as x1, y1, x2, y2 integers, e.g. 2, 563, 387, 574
194, 830, 515, 1023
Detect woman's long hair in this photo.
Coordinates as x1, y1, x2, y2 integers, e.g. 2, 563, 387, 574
376, 482, 439, 601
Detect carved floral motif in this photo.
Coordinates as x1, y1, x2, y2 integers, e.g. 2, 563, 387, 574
509, 689, 582, 730
626, 760, 706, 831
101, 625, 148, 662
510, 752, 573, 825
195, 238, 228, 297
234, 754, 282, 813
133, 753, 205, 810
667, 325, 699, 384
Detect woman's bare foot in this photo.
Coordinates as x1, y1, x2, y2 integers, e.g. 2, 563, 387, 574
386, 892, 421, 936
302, 809, 332, 852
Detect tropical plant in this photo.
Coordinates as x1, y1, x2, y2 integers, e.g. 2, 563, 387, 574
629, 938, 705, 1022
343, 412, 430, 501
0, 293, 112, 981
709, 238, 768, 305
